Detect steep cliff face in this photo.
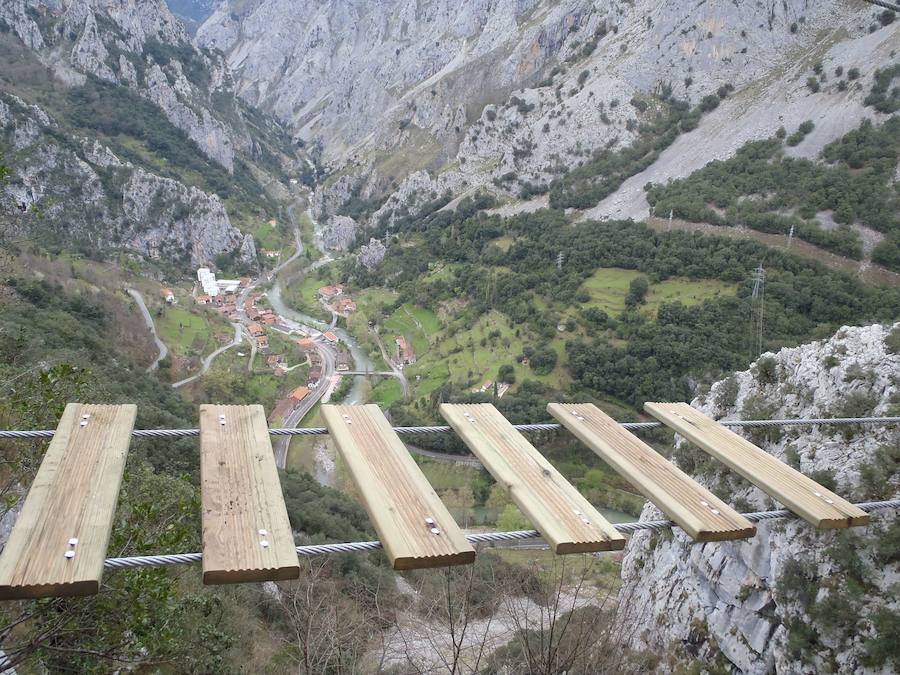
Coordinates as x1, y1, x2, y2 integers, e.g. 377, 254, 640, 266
618, 324, 900, 673
199, 0, 896, 222
0, 0, 262, 172
0, 92, 255, 267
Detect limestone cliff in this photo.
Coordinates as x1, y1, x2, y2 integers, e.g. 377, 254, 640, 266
618, 324, 900, 673
0, 0, 273, 172
0, 92, 255, 268
198, 0, 899, 225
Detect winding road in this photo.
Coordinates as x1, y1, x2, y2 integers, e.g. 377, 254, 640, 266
171, 323, 243, 389
126, 288, 168, 371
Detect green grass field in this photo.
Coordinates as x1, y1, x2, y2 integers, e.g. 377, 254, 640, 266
383, 303, 440, 356
280, 265, 337, 321
580, 267, 735, 316
403, 309, 569, 399
156, 306, 218, 355
369, 377, 403, 407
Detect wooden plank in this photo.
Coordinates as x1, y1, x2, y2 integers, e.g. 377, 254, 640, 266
0, 403, 136, 599
322, 404, 475, 570
645, 402, 870, 529
547, 403, 755, 542
200, 405, 299, 584
441, 404, 625, 553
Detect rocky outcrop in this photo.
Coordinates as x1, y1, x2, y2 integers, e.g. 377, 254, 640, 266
0, 93, 255, 269
356, 237, 386, 270
321, 214, 357, 251
618, 324, 900, 673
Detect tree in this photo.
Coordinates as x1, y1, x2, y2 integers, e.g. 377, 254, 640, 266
497, 503, 531, 531
625, 276, 649, 306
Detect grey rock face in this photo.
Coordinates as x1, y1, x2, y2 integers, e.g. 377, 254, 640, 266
0, 93, 255, 268
618, 324, 900, 674
201, 0, 884, 220
357, 237, 386, 270
2, 0, 252, 172
321, 215, 357, 251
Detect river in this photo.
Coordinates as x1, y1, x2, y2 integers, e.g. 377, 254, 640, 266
267, 203, 374, 405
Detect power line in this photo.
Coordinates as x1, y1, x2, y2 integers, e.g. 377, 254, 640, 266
0, 415, 897, 440
102, 499, 900, 571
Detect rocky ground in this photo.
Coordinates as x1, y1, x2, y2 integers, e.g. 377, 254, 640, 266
618, 323, 900, 674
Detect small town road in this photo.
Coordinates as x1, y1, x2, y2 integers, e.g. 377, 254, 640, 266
126, 288, 168, 372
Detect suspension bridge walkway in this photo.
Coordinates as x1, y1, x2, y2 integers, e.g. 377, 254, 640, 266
0, 402, 895, 598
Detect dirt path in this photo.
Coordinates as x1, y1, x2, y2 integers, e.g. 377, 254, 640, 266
647, 217, 900, 287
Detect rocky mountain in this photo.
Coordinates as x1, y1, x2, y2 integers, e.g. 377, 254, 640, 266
0, 0, 302, 270
1, 0, 259, 172
618, 323, 900, 673
164, 0, 217, 31
198, 0, 900, 229
0, 92, 254, 267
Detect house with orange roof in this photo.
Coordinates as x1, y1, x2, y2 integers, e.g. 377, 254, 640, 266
318, 283, 345, 300
323, 331, 338, 343
289, 386, 310, 403
395, 336, 416, 364
248, 323, 265, 337
296, 338, 316, 352
335, 297, 357, 314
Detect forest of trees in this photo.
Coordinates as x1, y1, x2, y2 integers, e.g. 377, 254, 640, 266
349, 199, 899, 412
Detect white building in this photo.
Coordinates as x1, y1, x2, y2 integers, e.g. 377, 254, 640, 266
197, 267, 219, 297
217, 279, 241, 294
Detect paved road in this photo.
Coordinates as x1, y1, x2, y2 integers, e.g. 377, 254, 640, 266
126, 288, 168, 371
272, 338, 336, 469
171, 323, 243, 389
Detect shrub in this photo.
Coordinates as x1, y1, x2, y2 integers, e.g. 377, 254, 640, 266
713, 375, 740, 409
756, 355, 778, 384
630, 96, 649, 113
886, 325, 900, 354
806, 77, 821, 93
863, 609, 900, 669
848, 67, 860, 80
699, 94, 720, 112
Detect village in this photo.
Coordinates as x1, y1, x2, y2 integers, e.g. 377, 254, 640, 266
164, 267, 417, 427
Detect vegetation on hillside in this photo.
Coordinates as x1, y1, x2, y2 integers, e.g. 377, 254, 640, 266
547, 89, 726, 209
646, 116, 900, 267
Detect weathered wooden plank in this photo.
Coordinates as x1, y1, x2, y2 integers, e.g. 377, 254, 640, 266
441, 404, 625, 553
645, 402, 870, 529
200, 405, 299, 584
322, 404, 475, 570
547, 403, 755, 542
0, 403, 136, 599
